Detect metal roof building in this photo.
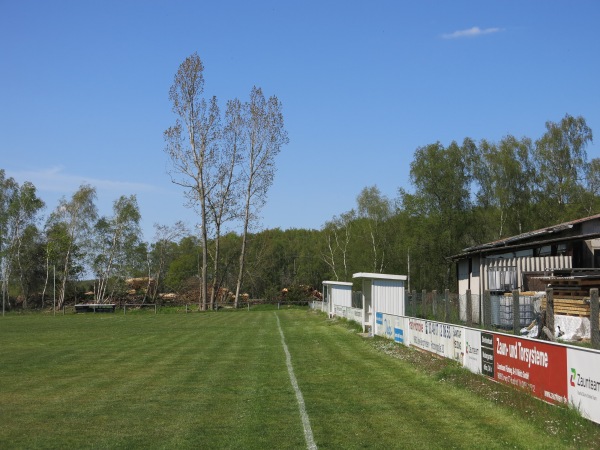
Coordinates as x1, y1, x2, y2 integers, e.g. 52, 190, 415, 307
449, 213, 600, 301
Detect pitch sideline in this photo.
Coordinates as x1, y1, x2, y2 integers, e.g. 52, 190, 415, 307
275, 313, 318, 450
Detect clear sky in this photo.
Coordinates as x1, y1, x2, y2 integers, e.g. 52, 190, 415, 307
2, 0, 599, 241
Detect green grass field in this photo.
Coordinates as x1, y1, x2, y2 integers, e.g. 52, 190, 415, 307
1, 308, 599, 449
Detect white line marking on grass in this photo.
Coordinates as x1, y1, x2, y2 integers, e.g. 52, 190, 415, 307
275, 313, 318, 450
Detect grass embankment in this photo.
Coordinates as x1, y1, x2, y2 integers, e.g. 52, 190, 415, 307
0, 308, 598, 449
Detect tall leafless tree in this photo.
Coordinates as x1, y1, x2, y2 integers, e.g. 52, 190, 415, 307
207, 98, 243, 309
164, 53, 221, 310
234, 87, 288, 307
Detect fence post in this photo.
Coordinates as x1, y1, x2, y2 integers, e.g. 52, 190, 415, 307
512, 290, 520, 335
591, 288, 600, 350
466, 289, 472, 326
412, 290, 417, 317
421, 289, 427, 319
444, 289, 449, 323
546, 288, 554, 340
432, 290, 437, 320
483, 290, 491, 329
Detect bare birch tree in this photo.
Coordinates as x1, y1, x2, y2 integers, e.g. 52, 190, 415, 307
207, 98, 243, 309
0, 173, 44, 310
357, 186, 391, 273
234, 87, 288, 307
0, 171, 18, 311
6, 181, 44, 308
322, 210, 355, 280
92, 195, 141, 303
46, 184, 97, 308
164, 53, 221, 310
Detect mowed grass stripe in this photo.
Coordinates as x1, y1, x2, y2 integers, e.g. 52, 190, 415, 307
276, 311, 590, 449
0, 312, 305, 449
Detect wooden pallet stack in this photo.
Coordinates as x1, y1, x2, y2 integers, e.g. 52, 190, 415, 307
538, 275, 600, 317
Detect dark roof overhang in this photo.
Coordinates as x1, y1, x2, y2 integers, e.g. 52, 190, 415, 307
447, 231, 600, 262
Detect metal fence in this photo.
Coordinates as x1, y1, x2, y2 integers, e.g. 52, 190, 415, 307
403, 290, 540, 333
313, 287, 600, 347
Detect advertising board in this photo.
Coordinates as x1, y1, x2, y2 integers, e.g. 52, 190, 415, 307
394, 316, 408, 345
408, 318, 455, 359
567, 347, 600, 424
334, 305, 344, 317
462, 328, 482, 374
493, 334, 567, 404
480, 332, 495, 378
375, 312, 407, 345
451, 326, 463, 363
369, 312, 600, 426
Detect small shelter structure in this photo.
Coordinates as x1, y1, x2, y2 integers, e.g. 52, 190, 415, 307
352, 273, 407, 332
322, 280, 353, 318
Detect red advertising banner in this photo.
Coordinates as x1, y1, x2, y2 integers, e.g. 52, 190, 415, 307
493, 333, 568, 404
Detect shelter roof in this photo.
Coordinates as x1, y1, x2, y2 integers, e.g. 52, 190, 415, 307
322, 280, 353, 286
352, 273, 407, 281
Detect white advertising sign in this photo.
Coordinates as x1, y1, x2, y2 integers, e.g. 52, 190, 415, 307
451, 326, 463, 363
567, 347, 600, 424
408, 318, 455, 359
463, 328, 482, 374
373, 313, 409, 347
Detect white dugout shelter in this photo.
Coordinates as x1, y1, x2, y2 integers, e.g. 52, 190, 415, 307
322, 280, 353, 317
353, 273, 407, 332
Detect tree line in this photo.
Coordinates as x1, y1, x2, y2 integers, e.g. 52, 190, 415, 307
322, 113, 596, 291
1, 54, 596, 310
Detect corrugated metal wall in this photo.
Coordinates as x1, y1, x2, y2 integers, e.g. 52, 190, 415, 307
330, 285, 352, 308
372, 280, 405, 316
484, 256, 572, 292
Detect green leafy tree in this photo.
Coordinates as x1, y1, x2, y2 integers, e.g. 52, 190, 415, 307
582, 158, 600, 216
0, 175, 44, 310
399, 139, 474, 290
533, 114, 593, 223
7, 182, 44, 308
46, 184, 97, 308
14, 224, 46, 308
164, 236, 201, 295
473, 135, 535, 238
92, 195, 141, 303
145, 222, 188, 302
0, 170, 18, 311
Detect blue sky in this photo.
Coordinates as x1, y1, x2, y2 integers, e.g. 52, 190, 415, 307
2, 0, 599, 241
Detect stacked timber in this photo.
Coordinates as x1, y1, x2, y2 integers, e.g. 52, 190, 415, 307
541, 297, 591, 316
536, 274, 600, 317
